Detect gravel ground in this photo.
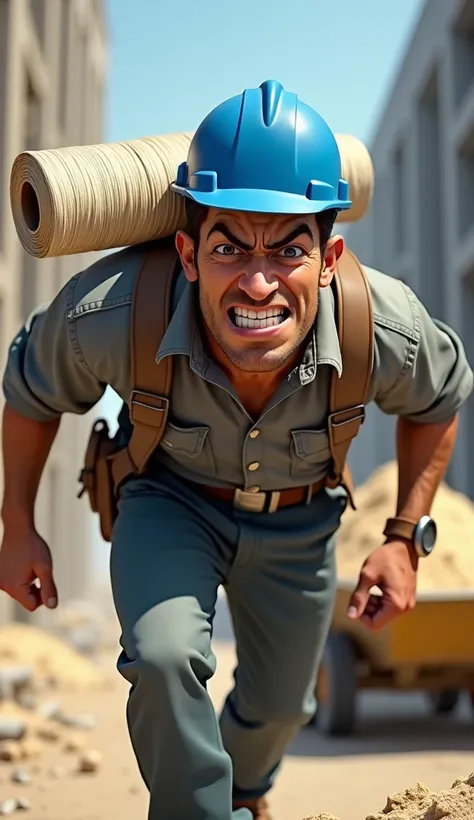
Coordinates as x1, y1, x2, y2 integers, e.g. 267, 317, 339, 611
0, 631, 472, 820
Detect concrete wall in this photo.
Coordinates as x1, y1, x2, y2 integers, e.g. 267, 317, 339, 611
344, 0, 474, 495
0, 0, 108, 624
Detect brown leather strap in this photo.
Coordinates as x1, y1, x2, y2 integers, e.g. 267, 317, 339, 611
111, 244, 179, 490
326, 249, 374, 504
197, 479, 326, 510
383, 517, 417, 542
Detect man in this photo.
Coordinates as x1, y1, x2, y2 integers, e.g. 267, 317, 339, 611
0, 80, 472, 820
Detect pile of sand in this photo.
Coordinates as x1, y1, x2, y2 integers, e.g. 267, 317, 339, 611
336, 462, 474, 592
0, 623, 111, 690
306, 772, 474, 819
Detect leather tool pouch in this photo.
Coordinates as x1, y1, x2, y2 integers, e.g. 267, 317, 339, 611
78, 419, 119, 543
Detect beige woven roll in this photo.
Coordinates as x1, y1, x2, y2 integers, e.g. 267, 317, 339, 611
10, 131, 374, 259
334, 134, 374, 224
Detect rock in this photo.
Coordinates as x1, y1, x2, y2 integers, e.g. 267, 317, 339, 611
67, 626, 102, 656
78, 749, 102, 773
15, 694, 37, 711
52, 599, 106, 655
19, 739, 42, 760
11, 769, 31, 785
49, 766, 66, 779
0, 742, 22, 762
15, 796, 31, 811
0, 719, 26, 742
58, 713, 96, 730
63, 732, 86, 753
36, 725, 61, 742
0, 799, 17, 816
37, 701, 61, 720
0, 668, 34, 702
304, 815, 339, 820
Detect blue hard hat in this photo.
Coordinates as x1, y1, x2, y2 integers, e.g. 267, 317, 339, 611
172, 79, 351, 215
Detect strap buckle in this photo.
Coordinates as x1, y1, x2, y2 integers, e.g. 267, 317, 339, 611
328, 404, 366, 429
129, 390, 170, 428
233, 488, 281, 514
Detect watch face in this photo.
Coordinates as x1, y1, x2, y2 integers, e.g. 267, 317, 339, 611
418, 517, 437, 555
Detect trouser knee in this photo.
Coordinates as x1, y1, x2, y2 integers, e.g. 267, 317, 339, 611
125, 630, 214, 693
227, 689, 313, 730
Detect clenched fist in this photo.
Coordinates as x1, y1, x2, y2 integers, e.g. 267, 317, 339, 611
0, 527, 58, 612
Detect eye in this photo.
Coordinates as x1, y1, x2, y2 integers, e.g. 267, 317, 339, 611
277, 246, 304, 259
214, 244, 242, 256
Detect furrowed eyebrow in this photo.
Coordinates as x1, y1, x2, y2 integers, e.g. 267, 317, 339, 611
264, 224, 314, 249
206, 222, 314, 251
207, 223, 254, 251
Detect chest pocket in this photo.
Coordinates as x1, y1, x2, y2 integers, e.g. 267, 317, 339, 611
159, 422, 216, 477
290, 428, 331, 480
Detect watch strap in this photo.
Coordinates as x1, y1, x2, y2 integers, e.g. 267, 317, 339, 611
383, 517, 418, 542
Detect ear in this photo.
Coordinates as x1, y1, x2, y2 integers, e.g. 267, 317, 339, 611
320, 235, 345, 288
175, 230, 198, 283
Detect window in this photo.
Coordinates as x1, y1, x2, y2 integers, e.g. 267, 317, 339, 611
456, 126, 474, 241
30, 0, 46, 50
416, 67, 445, 320
452, 0, 474, 111
79, 30, 89, 143
24, 74, 41, 152
58, 0, 70, 133
392, 140, 408, 257
460, 266, 474, 499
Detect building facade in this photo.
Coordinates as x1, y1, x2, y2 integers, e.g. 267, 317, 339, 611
344, 0, 474, 496
0, 0, 108, 624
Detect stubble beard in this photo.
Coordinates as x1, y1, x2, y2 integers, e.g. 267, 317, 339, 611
199, 289, 319, 374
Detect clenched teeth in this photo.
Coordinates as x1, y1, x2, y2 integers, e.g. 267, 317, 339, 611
231, 306, 288, 329
234, 307, 284, 319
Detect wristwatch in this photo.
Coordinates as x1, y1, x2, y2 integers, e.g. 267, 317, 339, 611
383, 515, 437, 558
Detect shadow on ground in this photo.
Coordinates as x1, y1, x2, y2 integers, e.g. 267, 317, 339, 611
291, 691, 474, 757
214, 589, 474, 759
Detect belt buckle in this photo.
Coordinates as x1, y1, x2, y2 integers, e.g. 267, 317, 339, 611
233, 488, 280, 513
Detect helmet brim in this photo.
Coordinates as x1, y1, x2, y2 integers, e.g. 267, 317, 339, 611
171, 184, 352, 215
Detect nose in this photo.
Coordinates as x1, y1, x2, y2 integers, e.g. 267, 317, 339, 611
238, 259, 279, 301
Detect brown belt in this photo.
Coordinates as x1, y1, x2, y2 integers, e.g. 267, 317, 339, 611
198, 478, 326, 514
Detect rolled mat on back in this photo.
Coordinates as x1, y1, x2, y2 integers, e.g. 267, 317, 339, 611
9, 132, 374, 259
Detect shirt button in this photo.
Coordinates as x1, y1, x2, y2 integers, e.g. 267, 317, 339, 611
248, 462, 260, 471
249, 429, 260, 439
247, 485, 261, 492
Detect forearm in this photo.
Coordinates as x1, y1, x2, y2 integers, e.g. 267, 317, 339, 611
395, 414, 458, 520
1, 402, 60, 530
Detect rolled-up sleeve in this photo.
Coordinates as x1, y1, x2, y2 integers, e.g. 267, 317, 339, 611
2, 274, 106, 422
373, 286, 473, 424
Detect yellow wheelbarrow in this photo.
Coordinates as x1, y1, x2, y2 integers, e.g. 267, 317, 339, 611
312, 582, 474, 736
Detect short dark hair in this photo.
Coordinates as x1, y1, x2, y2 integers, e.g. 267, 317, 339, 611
184, 199, 338, 255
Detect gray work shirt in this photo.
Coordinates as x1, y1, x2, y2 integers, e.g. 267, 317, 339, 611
3, 243, 473, 491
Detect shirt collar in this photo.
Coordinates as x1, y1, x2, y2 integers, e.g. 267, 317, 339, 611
156, 277, 343, 381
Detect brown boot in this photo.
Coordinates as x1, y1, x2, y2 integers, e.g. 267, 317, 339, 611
233, 797, 272, 820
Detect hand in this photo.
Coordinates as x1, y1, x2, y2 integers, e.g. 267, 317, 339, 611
346, 538, 418, 631
0, 525, 58, 612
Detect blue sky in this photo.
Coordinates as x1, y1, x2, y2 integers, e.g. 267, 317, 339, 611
92, 0, 426, 577
105, 0, 425, 146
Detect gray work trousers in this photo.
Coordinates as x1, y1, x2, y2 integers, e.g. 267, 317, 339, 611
110, 469, 346, 820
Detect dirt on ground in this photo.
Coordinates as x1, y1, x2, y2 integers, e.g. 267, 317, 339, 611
0, 621, 472, 819
308, 773, 474, 819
